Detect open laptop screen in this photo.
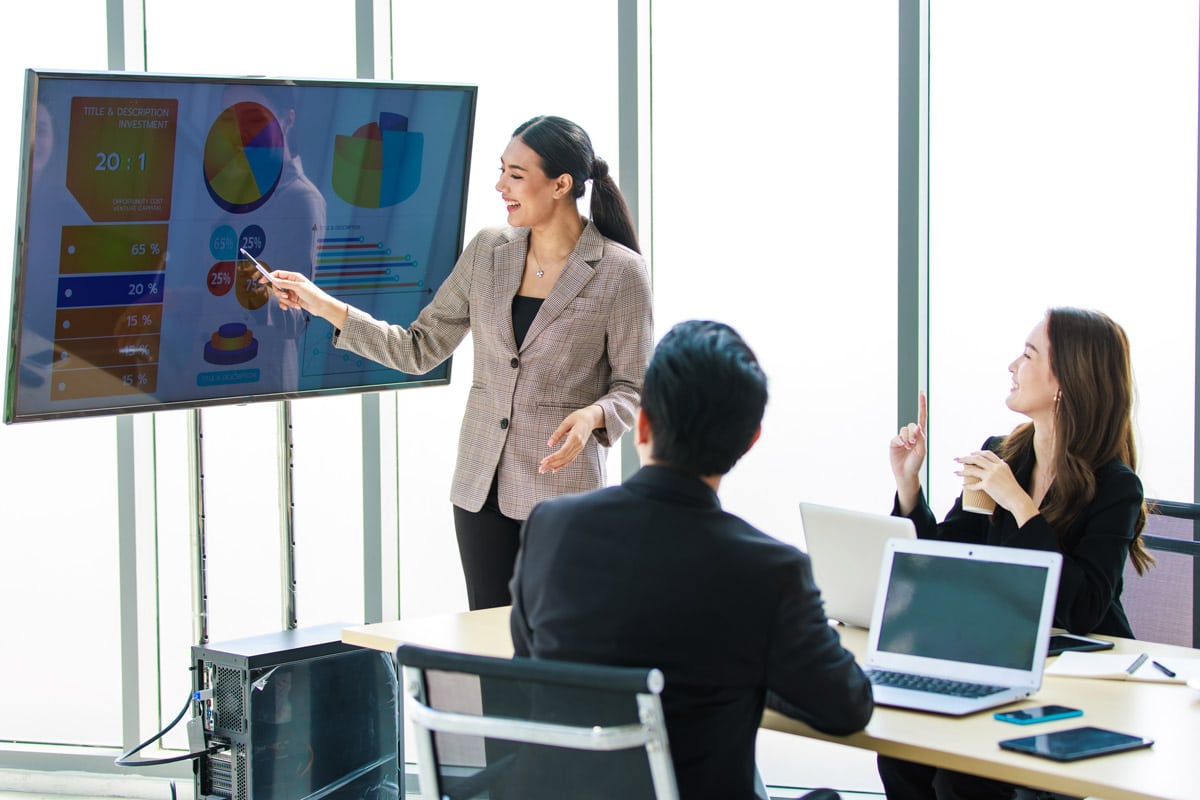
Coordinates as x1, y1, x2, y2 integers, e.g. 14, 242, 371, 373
875, 552, 1051, 671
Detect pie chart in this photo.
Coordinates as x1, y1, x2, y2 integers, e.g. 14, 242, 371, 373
203, 102, 285, 213
332, 112, 423, 208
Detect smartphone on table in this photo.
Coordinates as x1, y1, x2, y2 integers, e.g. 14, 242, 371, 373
994, 704, 1083, 725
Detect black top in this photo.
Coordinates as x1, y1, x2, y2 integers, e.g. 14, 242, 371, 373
896, 436, 1144, 637
511, 465, 873, 800
511, 295, 544, 349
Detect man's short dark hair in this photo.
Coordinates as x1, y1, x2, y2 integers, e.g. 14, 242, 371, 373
641, 320, 768, 475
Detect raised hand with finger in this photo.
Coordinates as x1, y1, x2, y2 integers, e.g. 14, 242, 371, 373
890, 390, 927, 513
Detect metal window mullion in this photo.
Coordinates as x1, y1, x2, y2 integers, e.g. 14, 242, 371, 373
1194, 5, 1200, 648
356, 3, 386, 626
117, 415, 141, 755
898, 0, 930, 489
618, 0, 648, 482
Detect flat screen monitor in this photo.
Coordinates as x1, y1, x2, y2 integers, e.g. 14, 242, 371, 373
5, 69, 476, 423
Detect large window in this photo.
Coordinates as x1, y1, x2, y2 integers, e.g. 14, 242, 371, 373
0, 2, 119, 749
928, 2, 1199, 511
384, 0, 624, 616
650, 8, 897, 790
4, 3, 1198, 793
140, 0, 364, 748
652, 3, 900, 529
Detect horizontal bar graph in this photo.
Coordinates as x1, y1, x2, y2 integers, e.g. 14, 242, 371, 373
314, 235, 421, 293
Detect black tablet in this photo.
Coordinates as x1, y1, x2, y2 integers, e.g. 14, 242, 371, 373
999, 726, 1153, 762
1047, 633, 1115, 656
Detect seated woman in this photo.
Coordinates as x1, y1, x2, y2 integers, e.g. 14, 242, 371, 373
880, 306, 1152, 800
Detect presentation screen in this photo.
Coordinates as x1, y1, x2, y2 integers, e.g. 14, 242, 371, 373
5, 70, 476, 423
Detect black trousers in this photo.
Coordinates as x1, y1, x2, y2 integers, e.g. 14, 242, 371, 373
452, 476, 523, 611
877, 755, 1016, 800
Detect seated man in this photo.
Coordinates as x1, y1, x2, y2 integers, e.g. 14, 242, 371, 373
510, 320, 873, 799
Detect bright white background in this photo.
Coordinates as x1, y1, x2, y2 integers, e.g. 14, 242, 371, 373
650, 3, 900, 548
0, 0, 121, 748
0, 4, 1195, 788
927, 1, 1198, 512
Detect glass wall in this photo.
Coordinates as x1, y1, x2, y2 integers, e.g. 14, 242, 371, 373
651, 3, 900, 540
2, 1, 1198, 790
0, 2, 119, 749
142, 0, 365, 634
0, 0, 626, 765
0, 0, 364, 758
650, 5, 898, 790
928, 1, 1198, 512
141, 0, 366, 747
384, 0, 624, 616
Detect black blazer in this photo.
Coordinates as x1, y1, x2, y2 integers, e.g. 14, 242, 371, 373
897, 436, 1144, 637
510, 466, 873, 800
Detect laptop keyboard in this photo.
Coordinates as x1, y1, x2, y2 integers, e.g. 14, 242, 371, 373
866, 669, 1006, 699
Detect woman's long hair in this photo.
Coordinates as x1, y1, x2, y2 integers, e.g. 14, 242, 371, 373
512, 116, 640, 253
999, 307, 1152, 574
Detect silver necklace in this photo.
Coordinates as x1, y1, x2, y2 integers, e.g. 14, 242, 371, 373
530, 249, 546, 278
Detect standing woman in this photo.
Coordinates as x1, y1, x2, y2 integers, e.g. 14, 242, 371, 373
269, 116, 653, 610
880, 306, 1151, 800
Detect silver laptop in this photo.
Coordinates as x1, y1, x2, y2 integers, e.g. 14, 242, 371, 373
798, 503, 917, 628
863, 538, 1062, 716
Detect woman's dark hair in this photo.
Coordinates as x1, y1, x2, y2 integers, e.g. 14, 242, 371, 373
511, 116, 640, 253
999, 307, 1152, 574
641, 320, 767, 476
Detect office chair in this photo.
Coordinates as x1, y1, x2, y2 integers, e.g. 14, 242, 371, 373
1121, 498, 1200, 647
396, 644, 680, 800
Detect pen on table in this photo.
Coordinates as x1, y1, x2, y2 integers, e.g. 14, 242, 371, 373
1151, 660, 1176, 678
1125, 652, 1148, 675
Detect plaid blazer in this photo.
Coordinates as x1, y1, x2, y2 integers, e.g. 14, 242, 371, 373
335, 221, 654, 519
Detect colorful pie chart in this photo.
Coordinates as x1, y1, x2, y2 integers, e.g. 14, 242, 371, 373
203, 102, 285, 213
332, 112, 423, 208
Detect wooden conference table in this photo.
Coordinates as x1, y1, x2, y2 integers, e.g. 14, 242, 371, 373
344, 607, 1200, 800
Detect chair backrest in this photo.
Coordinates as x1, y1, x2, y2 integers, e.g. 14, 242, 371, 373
396, 644, 679, 800
1121, 498, 1200, 647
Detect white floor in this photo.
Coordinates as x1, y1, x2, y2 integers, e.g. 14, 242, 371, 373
0, 771, 183, 800
0, 734, 885, 799
0, 795, 155, 800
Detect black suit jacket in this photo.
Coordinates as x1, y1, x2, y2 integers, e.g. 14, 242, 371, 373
897, 436, 1144, 637
510, 466, 874, 799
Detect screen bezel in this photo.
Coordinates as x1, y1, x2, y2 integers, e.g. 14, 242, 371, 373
6, 69, 477, 423
864, 538, 1064, 689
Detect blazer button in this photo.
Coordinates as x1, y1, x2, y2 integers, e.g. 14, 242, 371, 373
510, 357, 519, 368
500, 418, 509, 430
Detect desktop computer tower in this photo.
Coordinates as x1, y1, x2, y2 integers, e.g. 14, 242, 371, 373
192, 623, 399, 800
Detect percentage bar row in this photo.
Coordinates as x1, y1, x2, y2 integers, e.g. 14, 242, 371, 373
57, 273, 165, 308
59, 223, 168, 275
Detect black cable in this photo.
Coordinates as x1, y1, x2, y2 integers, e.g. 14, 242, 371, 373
115, 690, 227, 767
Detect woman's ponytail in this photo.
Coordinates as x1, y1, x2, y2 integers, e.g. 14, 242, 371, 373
512, 117, 641, 254
588, 157, 640, 254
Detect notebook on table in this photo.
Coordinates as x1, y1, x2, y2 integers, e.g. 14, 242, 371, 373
863, 538, 1063, 716
798, 502, 917, 628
